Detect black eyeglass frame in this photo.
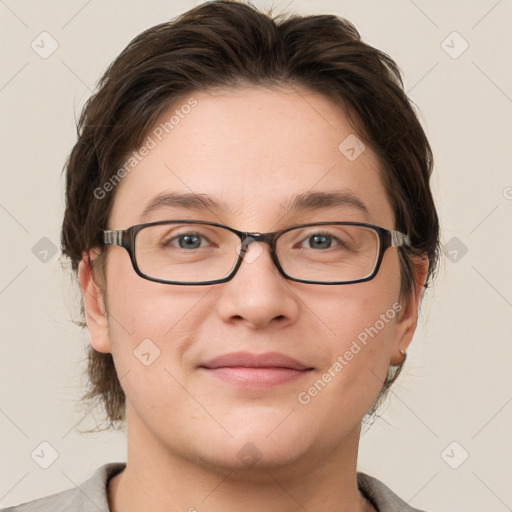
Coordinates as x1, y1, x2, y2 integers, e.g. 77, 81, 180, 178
103, 220, 410, 286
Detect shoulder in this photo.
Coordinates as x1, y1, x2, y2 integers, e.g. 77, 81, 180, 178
0, 462, 126, 512
357, 472, 429, 512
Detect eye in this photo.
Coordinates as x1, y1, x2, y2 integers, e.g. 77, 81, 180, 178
165, 232, 211, 250
300, 233, 342, 250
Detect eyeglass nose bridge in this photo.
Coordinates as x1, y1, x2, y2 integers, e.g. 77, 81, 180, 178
238, 231, 276, 251
236, 232, 284, 272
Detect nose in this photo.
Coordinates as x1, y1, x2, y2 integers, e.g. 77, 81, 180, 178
215, 241, 300, 330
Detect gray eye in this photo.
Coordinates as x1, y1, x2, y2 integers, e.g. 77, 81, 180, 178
308, 234, 333, 249
176, 234, 203, 249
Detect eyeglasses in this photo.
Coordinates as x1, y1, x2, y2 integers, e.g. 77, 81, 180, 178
102, 220, 409, 285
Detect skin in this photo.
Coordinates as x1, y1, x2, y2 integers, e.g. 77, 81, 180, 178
79, 85, 427, 512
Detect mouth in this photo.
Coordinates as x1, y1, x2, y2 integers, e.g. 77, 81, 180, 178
199, 351, 314, 388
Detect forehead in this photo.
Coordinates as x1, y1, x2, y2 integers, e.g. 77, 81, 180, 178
108, 86, 394, 230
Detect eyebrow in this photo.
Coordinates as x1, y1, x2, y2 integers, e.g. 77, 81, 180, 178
139, 190, 369, 222
286, 190, 369, 217
140, 192, 224, 222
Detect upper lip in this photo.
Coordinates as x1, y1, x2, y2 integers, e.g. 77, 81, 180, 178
200, 351, 312, 370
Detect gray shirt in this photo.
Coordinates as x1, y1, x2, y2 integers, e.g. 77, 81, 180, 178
1, 462, 427, 512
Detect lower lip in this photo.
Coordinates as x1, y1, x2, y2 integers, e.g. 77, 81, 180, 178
200, 367, 312, 388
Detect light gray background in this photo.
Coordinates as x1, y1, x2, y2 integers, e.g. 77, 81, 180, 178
1, 1, 511, 510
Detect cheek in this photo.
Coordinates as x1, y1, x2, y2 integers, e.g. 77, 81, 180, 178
103, 258, 209, 392
103, 278, 205, 435
298, 254, 402, 406
307, 251, 401, 359
105, 251, 203, 337
321, 289, 401, 384
293, 299, 401, 442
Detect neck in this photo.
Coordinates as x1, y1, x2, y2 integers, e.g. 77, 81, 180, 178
108, 409, 375, 512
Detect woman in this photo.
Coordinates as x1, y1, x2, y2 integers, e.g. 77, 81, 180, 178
3, 1, 439, 511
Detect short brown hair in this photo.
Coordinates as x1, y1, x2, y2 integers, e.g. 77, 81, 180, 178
61, 0, 440, 431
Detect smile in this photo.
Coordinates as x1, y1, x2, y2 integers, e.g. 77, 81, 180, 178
199, 351, 314, 388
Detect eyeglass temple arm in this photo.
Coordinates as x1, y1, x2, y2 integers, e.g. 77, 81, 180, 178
390, 230, 410, 247
103, 230, 124, 247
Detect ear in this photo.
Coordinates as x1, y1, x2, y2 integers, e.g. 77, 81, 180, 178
390, 255, 429, 365
78, 250, 112, 354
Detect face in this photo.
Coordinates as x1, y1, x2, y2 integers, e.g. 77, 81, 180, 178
81, 86, 421, 474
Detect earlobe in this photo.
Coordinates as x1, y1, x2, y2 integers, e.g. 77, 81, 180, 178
78, 250, 112, 354
390, 255, 429, 365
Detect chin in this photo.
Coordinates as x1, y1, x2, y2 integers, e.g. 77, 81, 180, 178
184, 413, 317, 474
192, 439, 313, 479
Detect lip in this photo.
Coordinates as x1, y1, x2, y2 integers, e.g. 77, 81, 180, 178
199, 351, 313, 388
201, 351, 311, 370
